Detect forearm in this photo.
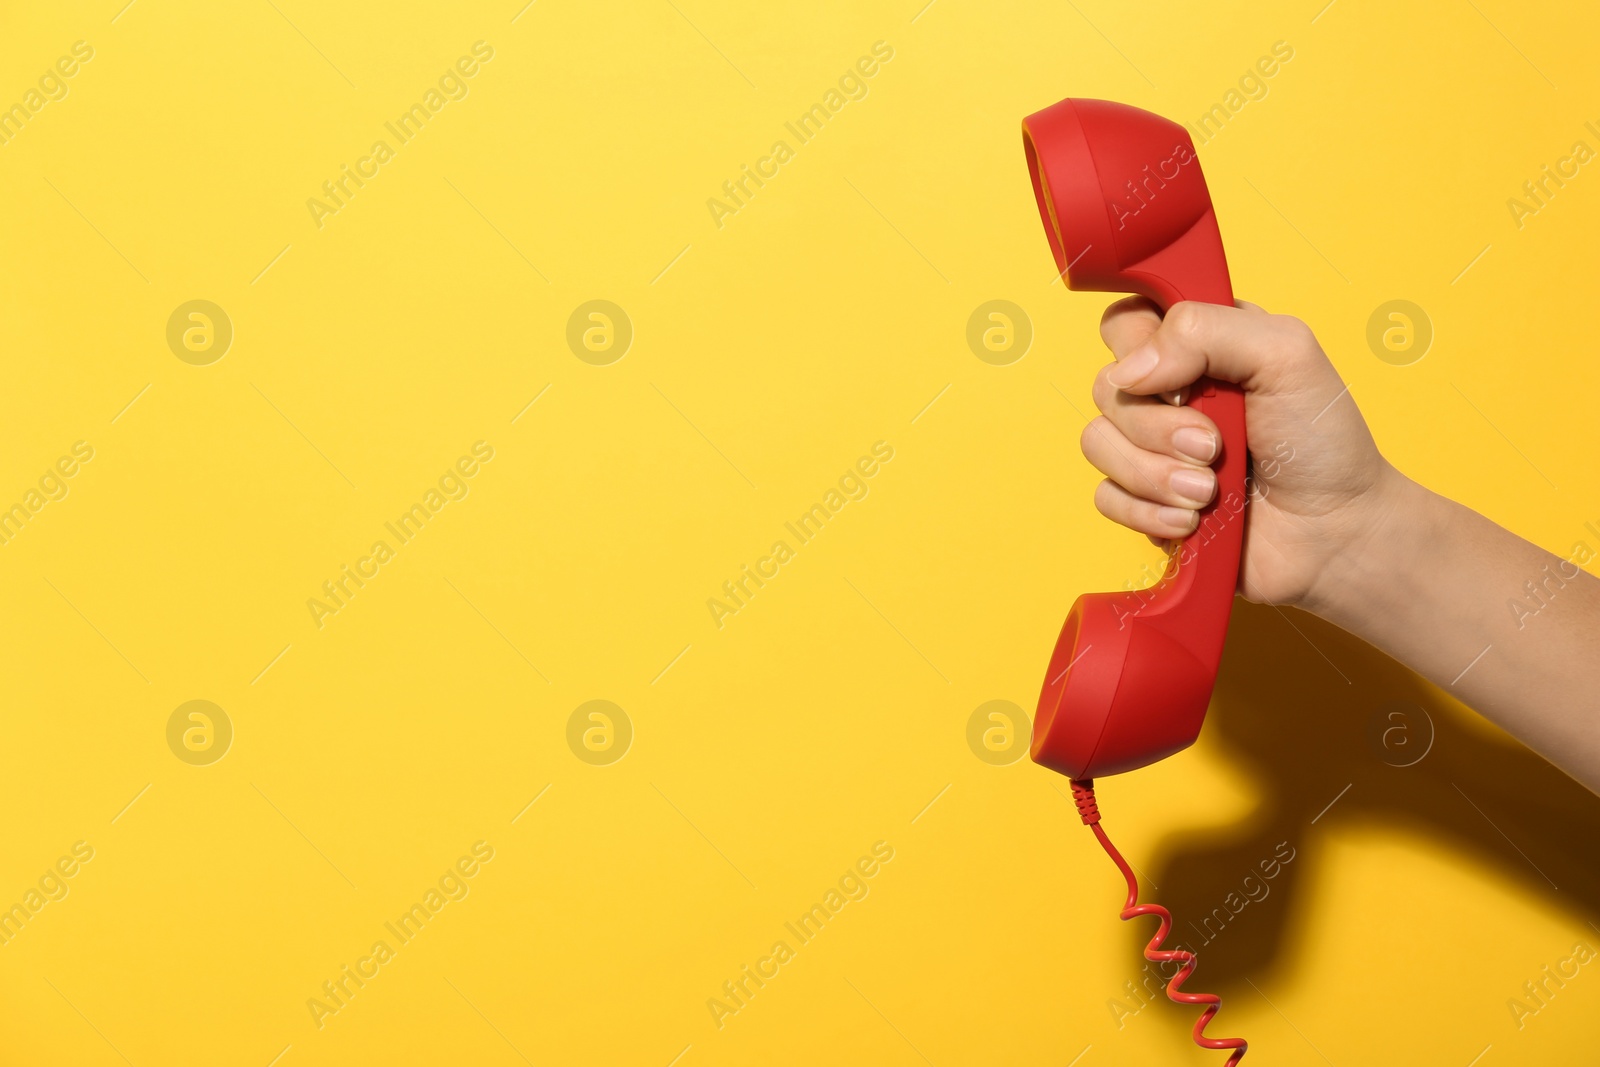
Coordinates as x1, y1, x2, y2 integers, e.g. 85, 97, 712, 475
1306, 469, 1600, 792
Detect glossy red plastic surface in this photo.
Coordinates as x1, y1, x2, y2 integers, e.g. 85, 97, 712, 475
1022, 98, 1246, 779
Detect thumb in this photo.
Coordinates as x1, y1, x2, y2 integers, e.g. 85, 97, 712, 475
1105, 301, 1282, 396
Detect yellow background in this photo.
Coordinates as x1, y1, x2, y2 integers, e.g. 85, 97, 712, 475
2, 0, 1598, 1063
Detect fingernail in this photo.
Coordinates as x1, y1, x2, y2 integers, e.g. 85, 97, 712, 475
1173, 427, 1218, 463
1157, 506, 1196, 529
1108, 345, 1159, 388
1170, 468, 1215, 504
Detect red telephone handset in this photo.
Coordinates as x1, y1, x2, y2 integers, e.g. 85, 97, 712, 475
1022, 98, 1253, 1064
1022, 98, 1247, 780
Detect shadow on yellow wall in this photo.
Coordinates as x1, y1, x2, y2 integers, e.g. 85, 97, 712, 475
1137, 600, 1598, 1012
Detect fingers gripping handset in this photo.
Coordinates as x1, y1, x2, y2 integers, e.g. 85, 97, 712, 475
1022, 99, 1247, 779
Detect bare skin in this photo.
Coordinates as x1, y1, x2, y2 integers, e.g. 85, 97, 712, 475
1083, 296, 1600, 794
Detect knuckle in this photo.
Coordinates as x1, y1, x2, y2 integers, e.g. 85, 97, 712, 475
1092, 479, 1119, 519
1273, 314, 1317, 349
1090, 366, 1116, 412
1164, 301, 1205, 344
1097, 306, 1119, 346
1079, 419, 1101, 456
1099, 295, 1149, 336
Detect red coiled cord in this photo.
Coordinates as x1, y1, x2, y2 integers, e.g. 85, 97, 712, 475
1070, 779, 1247, 1065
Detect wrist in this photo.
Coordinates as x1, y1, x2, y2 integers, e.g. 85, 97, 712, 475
1299, 464, 1441, 627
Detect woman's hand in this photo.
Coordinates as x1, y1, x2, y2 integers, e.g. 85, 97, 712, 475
1081, 295, 1600, 794
1083, 296, 1403, 610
